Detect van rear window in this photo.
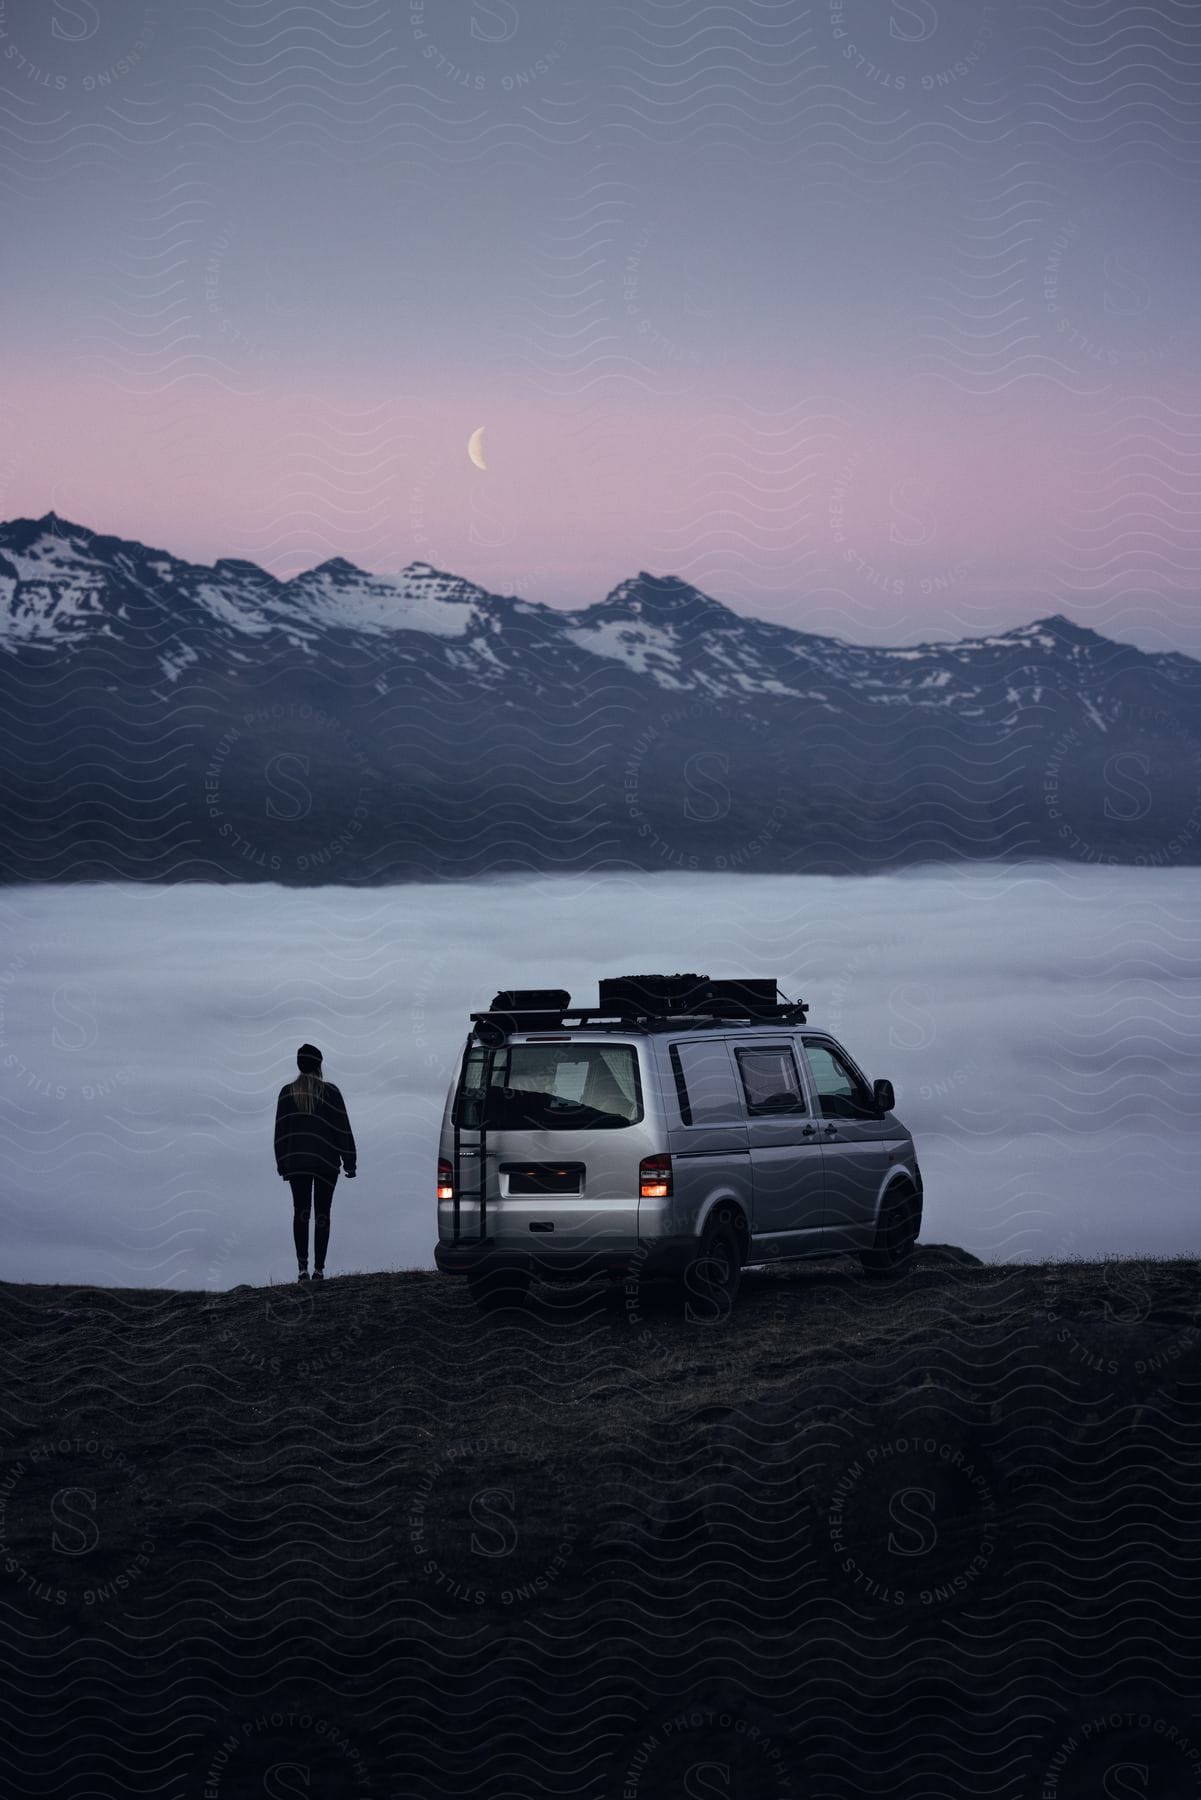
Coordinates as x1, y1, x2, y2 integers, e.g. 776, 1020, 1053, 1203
456, 1043, 642, 1131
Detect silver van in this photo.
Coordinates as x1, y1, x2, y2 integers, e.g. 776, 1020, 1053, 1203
433, 975, 923, 1312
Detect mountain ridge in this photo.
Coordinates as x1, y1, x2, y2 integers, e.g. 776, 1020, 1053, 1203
2, 511, 1200, 884
0, 511, 1184, 665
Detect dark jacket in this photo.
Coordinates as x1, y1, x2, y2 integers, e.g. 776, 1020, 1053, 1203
275, 1080, 357, 1179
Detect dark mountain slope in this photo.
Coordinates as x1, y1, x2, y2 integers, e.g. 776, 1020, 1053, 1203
2, 513, 1199, 882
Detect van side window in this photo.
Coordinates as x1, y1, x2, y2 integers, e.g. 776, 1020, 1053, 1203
803, 1041, 876, 1119
669, 1041, 743, 1126
735, 1046, 807, 1116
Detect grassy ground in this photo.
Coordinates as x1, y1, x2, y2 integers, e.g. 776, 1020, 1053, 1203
2, 1248, 1200, 1797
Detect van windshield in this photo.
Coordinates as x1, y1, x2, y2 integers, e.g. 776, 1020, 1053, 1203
455, 1042, 642, 1131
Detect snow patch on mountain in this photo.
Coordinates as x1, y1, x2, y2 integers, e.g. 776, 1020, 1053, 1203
562, 619, 685, 684
0, 567, 109, 640
194, 582, 276, 638
281, 561, 480, 638
159, 644, 201, 683
4, 527, 94, 579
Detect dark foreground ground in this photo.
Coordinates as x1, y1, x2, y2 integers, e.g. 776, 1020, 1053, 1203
3, 1250, 1201, 1798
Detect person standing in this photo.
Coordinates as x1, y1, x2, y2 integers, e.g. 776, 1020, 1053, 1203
274, 1043, 357, 1282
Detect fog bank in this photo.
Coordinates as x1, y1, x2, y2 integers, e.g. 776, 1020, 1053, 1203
2, 864, 1199, 1289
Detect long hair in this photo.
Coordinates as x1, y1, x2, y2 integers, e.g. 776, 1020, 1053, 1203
290, 1069, 325, 1114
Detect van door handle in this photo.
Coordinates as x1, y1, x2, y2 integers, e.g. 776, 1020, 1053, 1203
801, 1124, 816, 1137
822, 1123, 839, 1136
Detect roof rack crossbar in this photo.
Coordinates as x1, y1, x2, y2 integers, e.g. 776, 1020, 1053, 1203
468, 1001, 809, 1034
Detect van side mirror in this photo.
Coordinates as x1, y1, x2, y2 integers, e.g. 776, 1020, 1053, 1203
872, 1078, 895, 1113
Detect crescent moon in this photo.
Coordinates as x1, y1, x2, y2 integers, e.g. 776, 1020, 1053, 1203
467, 426, 487, 471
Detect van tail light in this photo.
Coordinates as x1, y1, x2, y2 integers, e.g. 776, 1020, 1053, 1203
437, 1157, 454, 1202
639, 1153, 673, 1200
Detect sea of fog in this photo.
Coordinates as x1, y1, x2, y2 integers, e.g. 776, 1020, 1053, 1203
2, 865, 1200, 1290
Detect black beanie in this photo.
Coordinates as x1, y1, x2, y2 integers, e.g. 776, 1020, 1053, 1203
297, 1043, 323, 1072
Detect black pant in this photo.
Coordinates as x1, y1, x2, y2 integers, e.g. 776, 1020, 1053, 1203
289, 1172, 337, 1271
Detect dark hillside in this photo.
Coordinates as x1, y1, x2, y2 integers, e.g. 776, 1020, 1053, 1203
3, 1251, 1201, 1797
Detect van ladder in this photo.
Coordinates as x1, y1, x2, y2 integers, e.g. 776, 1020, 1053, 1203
451, 1034, 489, 1245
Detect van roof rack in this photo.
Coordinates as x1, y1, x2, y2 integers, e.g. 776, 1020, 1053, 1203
470, 974, 808, 1039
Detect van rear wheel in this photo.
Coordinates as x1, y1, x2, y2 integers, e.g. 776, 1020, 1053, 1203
467, 1267, 532, 1314
861, 1194, 917, 1281
681, 1207, 743, 1318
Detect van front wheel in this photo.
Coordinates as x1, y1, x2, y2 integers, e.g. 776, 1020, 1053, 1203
861, 1194, 917, 1282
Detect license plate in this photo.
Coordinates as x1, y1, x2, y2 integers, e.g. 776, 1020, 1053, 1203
501, 1163, 584, 1196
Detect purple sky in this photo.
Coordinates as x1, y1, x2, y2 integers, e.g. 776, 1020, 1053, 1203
2, 0, 1199, 648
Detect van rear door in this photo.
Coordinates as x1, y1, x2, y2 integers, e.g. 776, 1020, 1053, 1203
450, 1037, 653, 1252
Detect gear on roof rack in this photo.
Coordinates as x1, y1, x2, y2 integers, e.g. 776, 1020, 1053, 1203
599, 974, 781, 1019
469, 974, 807, 1037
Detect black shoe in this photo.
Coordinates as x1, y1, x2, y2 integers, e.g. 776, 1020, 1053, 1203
311, 1269, 325, 1282
297, 1270, 310, 1283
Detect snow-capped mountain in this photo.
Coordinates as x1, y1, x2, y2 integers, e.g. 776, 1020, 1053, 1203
2, 512, 1199, 883
2, 510, 1189, 724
